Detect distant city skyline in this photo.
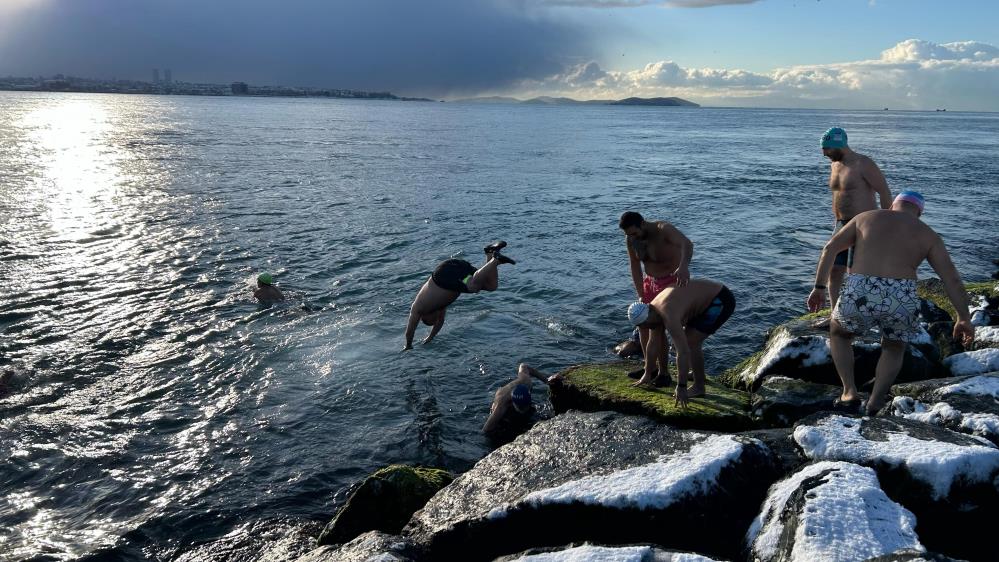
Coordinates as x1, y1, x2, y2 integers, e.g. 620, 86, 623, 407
0, 0, 997, 111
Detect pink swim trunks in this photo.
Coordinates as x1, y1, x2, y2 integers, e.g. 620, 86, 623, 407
642, 274, 678, 304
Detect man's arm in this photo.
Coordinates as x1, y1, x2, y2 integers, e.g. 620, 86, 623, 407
865, 161, 892, 209
926, 235, 975, 345
626, 238, 644, 298
808, 220, 858, 311
659, 222, 694, 286
422, 309, 446, 345
404, 308, 421, 350
482, 390, 509, 433
664, 315, 691, 407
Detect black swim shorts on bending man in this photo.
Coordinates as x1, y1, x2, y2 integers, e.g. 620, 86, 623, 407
431, 259, 478, 293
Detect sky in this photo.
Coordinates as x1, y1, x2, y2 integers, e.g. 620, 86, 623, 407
1, 0, 997, 110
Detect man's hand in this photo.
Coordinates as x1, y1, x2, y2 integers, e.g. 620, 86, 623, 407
546, 374, 564, 386
673, 265, 690, 287
953, 320, 975, 347
421, 336, 433, 345
674, 385, 689, 408
807, 289, 827, 313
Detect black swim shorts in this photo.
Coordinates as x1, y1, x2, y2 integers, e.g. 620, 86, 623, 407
833, 219, 854, 268
431, 259, 477, 293
688, 286, 736, 335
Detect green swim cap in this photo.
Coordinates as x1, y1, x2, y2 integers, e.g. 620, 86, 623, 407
257, 272, 274, 285
821, 127, 848, 149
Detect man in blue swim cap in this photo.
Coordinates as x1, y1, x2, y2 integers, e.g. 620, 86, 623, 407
482, 363, 560, 433
819, 127, 892, 319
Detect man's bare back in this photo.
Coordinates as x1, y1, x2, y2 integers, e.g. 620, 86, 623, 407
847, 210, 939, 280
649, 279, 724, 325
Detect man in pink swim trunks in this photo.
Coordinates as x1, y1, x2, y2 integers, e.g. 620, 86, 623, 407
619, 211, 694, 386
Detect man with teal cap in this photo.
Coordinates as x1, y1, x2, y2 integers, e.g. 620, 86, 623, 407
819, 127, 892, 319
254, 272, 284, 303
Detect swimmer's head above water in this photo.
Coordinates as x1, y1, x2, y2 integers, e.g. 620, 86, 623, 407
257, 272, 274, 286
511, 383, 532, 413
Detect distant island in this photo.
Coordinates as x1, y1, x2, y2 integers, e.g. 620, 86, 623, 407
0, 74, 434, 102
453, 95, 699, 107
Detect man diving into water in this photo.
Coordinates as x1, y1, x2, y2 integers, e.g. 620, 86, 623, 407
404, 241, 515, 350
619, 211, 694, 386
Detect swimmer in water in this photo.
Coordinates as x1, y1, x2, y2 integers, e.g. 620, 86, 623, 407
404, 241, 515, 350
482, 363, 561, 433
254, 272, 285, 303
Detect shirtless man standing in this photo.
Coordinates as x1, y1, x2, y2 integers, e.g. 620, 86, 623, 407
619, 211, 694, 386
807, 191, 975, 416
821, 127, 892, 311
627, 279, 736, 407
404, 241, 515, 350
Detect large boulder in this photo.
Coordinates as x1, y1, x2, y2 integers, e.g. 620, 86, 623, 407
295, 532, 421, 562
746, 461, 926, 562
943, 349, 999, 377
720, 313, 941, 391
549, 362, 753, 431
917, 279, 999, 329
404, 411, 785, 561
792, 413, 999, 561
750, 376, 845, 427
493, 544, 724, 561
888, 373, 999, 445
317, 465, 453, 546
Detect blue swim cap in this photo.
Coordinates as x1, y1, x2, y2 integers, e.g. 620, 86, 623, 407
511, 384, 532, 412
821, 127, 848, 149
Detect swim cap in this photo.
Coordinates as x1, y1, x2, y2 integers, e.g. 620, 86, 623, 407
821, 127, 848, 149
257, 272, 274, 285
893, 190, 925, 214
511, 384, 532, 412
627, 302, 650, 326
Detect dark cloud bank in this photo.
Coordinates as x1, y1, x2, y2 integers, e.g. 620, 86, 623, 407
0, 0, 606, 97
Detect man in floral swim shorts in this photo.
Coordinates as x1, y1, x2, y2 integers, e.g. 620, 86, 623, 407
808, 191, 975, 415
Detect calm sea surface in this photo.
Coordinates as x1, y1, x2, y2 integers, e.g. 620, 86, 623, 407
1, 91, 996, 561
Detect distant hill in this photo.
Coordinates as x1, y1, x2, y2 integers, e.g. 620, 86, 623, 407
609, 97, 700, 107
450, 95, 699, 107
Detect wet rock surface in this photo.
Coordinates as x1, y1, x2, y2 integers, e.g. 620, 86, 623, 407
747, 461, 924, 562
403, 411, 783, 561
792, 412, 999, 561
317, 465, 452, 546
720, 314, 940, 391
295, 531, 421, 562
549, 362, 753, 431
750, 376, 845, 427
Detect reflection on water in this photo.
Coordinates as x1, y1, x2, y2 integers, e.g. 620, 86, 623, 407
1, 92, 996, 560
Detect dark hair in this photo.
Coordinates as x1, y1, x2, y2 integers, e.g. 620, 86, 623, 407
619, 211, 644, 230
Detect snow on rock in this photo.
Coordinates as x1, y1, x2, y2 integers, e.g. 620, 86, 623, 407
935, 373, 999, 398
975, 325, 999, 345
747, 461, 924, 562
890, 397, 999, 445
498, 545, 723, 562
739, 331, 829, 386
943, 349, 999, 376
793, 414, 999, 499
496, 435, 747, 514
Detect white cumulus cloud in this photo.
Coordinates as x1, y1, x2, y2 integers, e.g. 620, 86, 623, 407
510, 39, 999, 111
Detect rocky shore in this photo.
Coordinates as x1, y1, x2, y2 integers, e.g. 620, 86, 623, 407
298, 279, 999, 562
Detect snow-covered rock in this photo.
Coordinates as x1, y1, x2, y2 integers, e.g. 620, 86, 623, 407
750, 376, 844, 427
943, 349, 999, 377
403, 411, 784, 561
493, 544, 723, 562
747, 461, 924, 562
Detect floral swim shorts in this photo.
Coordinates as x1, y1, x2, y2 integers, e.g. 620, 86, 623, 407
832, 273, 921, 342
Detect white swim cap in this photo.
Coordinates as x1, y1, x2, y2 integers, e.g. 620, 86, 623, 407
627, 302, 649, 325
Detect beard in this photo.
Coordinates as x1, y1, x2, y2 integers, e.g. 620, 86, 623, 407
827, 150, 845, 162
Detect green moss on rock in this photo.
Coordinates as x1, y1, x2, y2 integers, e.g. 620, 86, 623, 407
918, 279, 998, 322
550, 361, 754, 431
318, 464, 453, 546
719, 350, 765, 389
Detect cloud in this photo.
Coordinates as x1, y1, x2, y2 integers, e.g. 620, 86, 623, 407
513, 39, 999, 111
0, 0, 605, 98
539, 0, 758, 7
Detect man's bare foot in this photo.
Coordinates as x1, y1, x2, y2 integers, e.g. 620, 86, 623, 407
632, 377, 656, 389
686, 385, 706, 398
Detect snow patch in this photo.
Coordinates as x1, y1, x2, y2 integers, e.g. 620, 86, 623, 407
488, 435, 749, 518
976, 325, 999, 344
793, 415, 999, 499
747, 461, 923, 562
891, 397, 999, 442
936, 374, 999, 398
961, 413, 999, 438
511, 545, 652, 562
742, 331, 830, 384
943, 349, 999, 376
